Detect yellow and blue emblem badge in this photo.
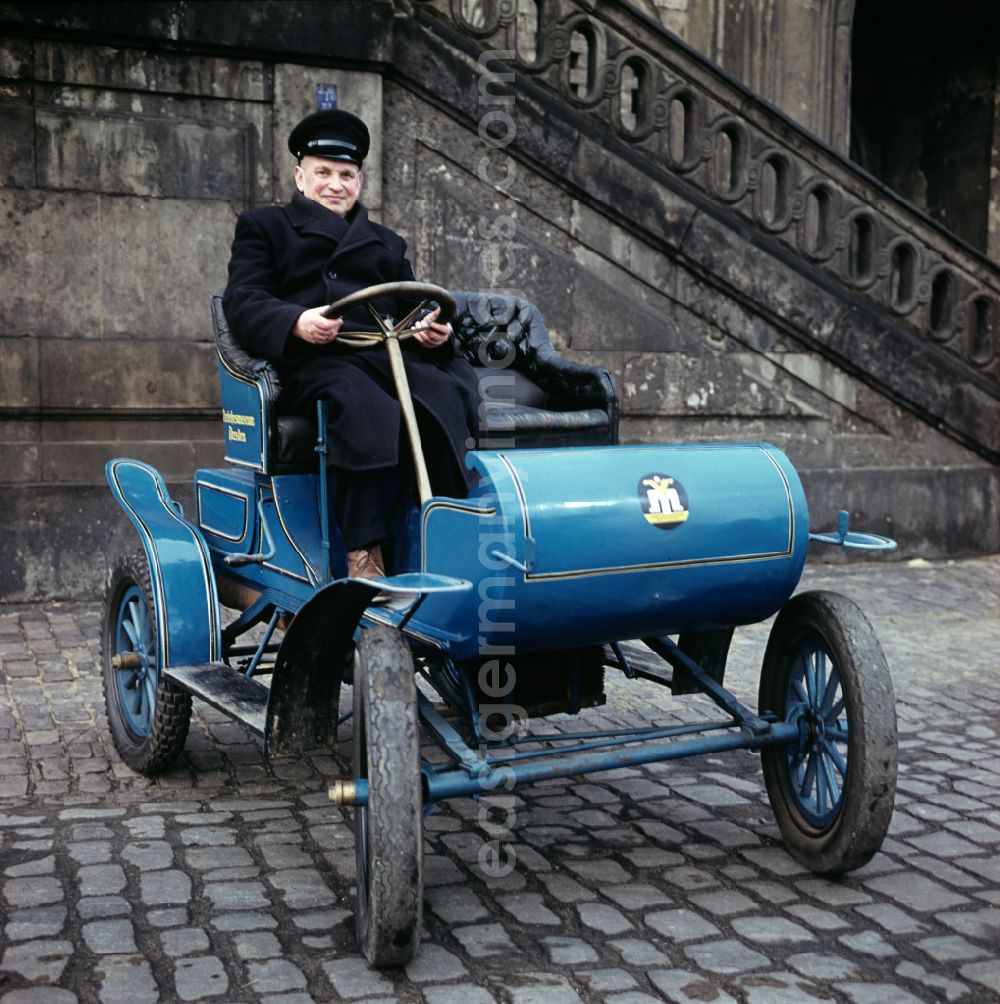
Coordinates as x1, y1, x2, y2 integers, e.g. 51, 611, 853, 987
639, 474, 689, 529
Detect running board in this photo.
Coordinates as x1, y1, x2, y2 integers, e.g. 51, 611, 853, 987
163, 662, 268, 736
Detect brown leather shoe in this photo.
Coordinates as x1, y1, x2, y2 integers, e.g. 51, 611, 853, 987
347, 545, 385, 581
349, 545, 419, 609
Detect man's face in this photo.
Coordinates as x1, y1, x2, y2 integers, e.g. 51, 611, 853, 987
294, 156, 363, 216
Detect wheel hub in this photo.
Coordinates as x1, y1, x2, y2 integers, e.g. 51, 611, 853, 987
804, 707, 826, 751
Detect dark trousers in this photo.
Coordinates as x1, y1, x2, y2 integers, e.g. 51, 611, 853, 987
333, 406, 471, 550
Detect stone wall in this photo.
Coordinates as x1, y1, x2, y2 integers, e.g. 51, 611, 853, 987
0, 0, 996, 601
0, 2, 389, 599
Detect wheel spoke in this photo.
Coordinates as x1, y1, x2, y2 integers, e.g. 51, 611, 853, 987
129, 597, 143, 631
143, 675, 156, 724
394, 298, 429, 334
802, 650, 817, 704
828, 724, 849, 744
791, 674, 809, 707
135, 597, 152, 650
811, 755, 827, 815
365, 302, 395, 337
122, 616, 139, 650
825, 740, 848, 779
790, 651, 810, 706
820, 750, 842, 805
820, 658, 842, 715
798, 750, 819, 806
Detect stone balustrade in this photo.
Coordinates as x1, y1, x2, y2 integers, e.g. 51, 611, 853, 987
417, 0, 1000, 388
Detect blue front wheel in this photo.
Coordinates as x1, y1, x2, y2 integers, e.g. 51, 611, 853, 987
101, 551, 191, 773
759, 590, 897, 874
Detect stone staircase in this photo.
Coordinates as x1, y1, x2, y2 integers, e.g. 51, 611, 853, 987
387, 0, 999, 555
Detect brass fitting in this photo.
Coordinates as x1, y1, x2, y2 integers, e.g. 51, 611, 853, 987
110, 652, 143, 670
327, 780, 357, 805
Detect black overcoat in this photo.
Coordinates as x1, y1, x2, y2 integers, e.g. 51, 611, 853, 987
222, 192, 479, 478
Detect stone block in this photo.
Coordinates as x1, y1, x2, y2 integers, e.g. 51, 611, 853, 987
32, 78, 270, 202
504, 86, 582, 180
622, 351, 808, 417
770, 352, 857, 411
0, 191, 231, 339
0, 440, 40, 484
36, 106, 256, 201
799, 464, 1000, 559
564, 349, 624, 398
829, 308, 946, 415
567, 133, 695, 251
0, 36, 33, 78
8, 415, 221, 487
34, 39, 266, 101
97, 195, 233, 338
409, 18, 582, 184
569, 247, 707, 352
0, 3, 180, 42
0, 189, 102, 337
40, 435, 223, 485
181, 0, 393, 60
427, 174, 576, 331
38, 415, 219, 444
681, 210, 840, 338
0, 336, 39, 407
570, 201, 679, 297
676, 272, 785, 353
40, 339, 217, 410
0, 96, 35, 187
946, 381, 1000, 456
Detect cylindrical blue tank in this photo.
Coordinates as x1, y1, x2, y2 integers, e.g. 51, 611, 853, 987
414, 443, 810, 660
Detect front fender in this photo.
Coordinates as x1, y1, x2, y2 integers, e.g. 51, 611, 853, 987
265, 578, 376, 757
265, 572, 469, 756
106, 459, 222, 667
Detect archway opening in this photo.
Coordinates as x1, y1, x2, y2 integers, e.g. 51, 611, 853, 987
850, 0, 999, 252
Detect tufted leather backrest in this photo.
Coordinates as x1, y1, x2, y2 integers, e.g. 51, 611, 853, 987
212, 293, 281, 388
451, 291, 558, 372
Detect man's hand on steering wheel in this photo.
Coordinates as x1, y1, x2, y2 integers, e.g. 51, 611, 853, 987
293, 305, 343, 344
411, 305, 451, 348
322, 282, 458, 348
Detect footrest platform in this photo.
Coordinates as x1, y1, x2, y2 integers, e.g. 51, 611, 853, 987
163, 662, 269, 736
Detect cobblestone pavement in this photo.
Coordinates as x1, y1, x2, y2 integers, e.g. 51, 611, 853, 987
1, 555, 999, 1004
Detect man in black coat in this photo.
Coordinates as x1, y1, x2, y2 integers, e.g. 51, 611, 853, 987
223, 110, 480, 581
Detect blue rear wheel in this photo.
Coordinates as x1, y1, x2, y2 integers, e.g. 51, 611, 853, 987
759, 590, 897, 874
101, 551, 191, 773
111, 583, 157, 738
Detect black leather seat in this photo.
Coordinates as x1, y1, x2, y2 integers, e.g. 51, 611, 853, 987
451, 290, 618, 449
211, 290, 619, 476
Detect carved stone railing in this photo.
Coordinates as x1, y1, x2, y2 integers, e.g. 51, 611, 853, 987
412, 0, 1000, 389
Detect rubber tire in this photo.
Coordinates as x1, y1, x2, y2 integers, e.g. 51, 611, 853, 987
759, 590, 897, 875
353, 624, 423, 968
101, 551, 192, 774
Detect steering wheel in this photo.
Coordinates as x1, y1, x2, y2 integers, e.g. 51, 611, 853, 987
320, 281, 459, 505
323, 281, 457, 347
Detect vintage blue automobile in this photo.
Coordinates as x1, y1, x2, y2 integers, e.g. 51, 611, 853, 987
102, 283, 898, 967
